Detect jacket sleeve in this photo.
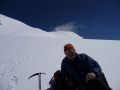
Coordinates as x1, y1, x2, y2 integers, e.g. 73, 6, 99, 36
61, 60, 68, 78
82, 53, 102, 77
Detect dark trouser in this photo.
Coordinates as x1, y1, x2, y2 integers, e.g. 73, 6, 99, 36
46, 88, 52, 90
84, 73, 112, 90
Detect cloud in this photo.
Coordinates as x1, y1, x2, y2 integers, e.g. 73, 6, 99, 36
0, 15, 2, 25
53, 22, 87, 33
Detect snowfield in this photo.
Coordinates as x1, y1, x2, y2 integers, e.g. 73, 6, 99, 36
0, 14, 120, 90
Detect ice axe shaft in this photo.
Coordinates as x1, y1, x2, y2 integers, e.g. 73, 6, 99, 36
28, 72, 46, 90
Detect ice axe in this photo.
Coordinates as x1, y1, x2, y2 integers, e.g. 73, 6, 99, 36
28, 72, 46, 90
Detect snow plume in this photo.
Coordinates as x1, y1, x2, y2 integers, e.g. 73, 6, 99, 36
53, 22, 86, 33
0, 14, 2, 25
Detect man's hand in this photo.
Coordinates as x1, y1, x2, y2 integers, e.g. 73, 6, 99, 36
85, 72, 96, 82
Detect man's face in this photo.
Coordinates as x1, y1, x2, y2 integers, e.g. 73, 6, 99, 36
64, 48, 76, 60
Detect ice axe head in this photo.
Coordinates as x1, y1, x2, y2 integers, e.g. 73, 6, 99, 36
28, 72, 46, 79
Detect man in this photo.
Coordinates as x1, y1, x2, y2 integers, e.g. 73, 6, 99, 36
61, 43, 112, 90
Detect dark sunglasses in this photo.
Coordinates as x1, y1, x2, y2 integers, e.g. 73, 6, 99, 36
65, 48, 75, 53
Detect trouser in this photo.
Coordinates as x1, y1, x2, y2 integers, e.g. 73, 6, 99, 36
47, 74, 112, 90
84, 73, 112, 90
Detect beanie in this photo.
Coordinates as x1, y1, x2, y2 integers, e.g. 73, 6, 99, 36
64, 43, 74, 51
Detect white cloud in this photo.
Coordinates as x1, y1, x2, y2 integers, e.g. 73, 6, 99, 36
0, 15, 2, 25
53, 22, 87, 33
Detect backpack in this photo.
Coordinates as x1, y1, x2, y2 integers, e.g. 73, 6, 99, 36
49, 70, 67, 90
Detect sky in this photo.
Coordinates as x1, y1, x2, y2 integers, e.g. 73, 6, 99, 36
0, 15, 120, 90
1, 0, 120, 40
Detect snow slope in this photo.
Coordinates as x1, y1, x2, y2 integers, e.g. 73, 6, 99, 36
0, 14, 120, 90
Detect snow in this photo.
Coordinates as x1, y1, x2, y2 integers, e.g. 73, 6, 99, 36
0, 14, 120, 90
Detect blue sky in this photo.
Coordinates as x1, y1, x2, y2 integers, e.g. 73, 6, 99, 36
1, 0, 120, 40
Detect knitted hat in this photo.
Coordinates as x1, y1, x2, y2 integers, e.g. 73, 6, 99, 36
64, 43, 74, 51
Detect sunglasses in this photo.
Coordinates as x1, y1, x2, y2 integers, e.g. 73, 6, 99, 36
65, 48, 75, 53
